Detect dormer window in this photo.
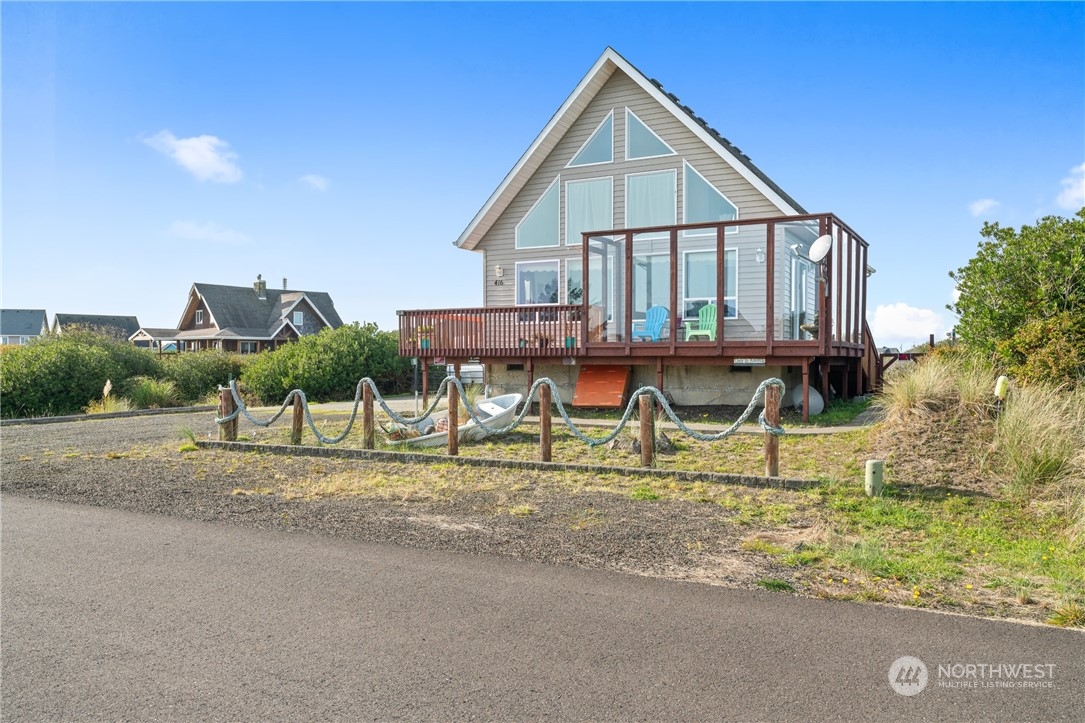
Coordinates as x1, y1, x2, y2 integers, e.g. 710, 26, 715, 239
195, 310, 203, 325
293, 311, 304, 326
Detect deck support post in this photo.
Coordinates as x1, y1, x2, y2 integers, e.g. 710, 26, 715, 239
639, 393, 654, 468
290, 392, 303, 445
362, 383, 375, 450
764, 384, 780, 478
820, 361, 830, 411
421, 359, 429, 408
447, 382, 459, 457
801, 359, 810, 424
655, 358, 664, 405
539, 383, 552, 462
219, 386, 237, 442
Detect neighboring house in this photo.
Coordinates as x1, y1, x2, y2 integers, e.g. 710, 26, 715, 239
130, 275, 344, 354
52, 314, 141, 341
397, 48, 880, 417
0, 309, 48, 345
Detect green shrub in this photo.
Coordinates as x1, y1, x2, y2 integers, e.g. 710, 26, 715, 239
996, 312, 1085, 387
123, 376, 182, 409
44, 327, 162, 379
241, 323, 411, 403
0, 342, 122, 417
161, 351, 246, 403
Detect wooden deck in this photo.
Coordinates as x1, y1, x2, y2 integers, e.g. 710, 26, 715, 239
398, 213, 883, 403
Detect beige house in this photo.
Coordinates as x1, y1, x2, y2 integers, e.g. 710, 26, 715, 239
398, 48, 879, 415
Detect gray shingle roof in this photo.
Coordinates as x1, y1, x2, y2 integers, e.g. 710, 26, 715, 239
191, 283, 343, 338
0, 309, 48, 337
643, 75, 808, 215
53, 314, 141, 338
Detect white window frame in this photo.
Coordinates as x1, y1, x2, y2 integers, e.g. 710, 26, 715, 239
625, 169, 677, 233
515, 176, 561, 249
293, 311, 304, 326
566, 110, 614, 168
515, 259, 561, 306
564, 176, 613, 247
625, 108, 676, 161
195, 310, 203, 324
682, 248, 738, 321
682, 161, 738, 236
240, 341, 258, 354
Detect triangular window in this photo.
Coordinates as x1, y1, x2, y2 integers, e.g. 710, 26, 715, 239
626, 109, 675, 159
515, 177, 560, 248
684, 162, 737, 232
567, 111, 613, 167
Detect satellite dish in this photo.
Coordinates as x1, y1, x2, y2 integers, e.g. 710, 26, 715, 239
809, 234, 833, 263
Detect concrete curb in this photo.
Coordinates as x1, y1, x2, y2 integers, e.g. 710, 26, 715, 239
197, 440, 820, 491
1, 406, 217, 427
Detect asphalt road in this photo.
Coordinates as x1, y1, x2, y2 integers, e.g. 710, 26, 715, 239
3, 496, 1081, 721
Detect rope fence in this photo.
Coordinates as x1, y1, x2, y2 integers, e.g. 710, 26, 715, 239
217, 376, 787, 474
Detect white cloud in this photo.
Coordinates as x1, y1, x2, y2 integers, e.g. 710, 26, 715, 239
145, 130, 242, 183
170, 220, 250, 245
968, 198, 999, 217
870, 303, 947, 349
300, 174, 329, 191
1056, 163, 1085, 210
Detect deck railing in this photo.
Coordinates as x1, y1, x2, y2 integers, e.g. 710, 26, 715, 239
398, 213, 871, 361
398, 305, 584, 358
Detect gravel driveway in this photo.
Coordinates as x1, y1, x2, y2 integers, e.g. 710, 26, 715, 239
1, 412, 795, 589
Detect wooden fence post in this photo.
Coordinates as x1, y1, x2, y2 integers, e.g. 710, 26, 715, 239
363, 383, 375, 450
447, 383, 459, 457
540, 384, 552, 462
219, 386, 237, 442
290, 392, 303, 445
764, 384, 780, 477
639, 393, 654, 468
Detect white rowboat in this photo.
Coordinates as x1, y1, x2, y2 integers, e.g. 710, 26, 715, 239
384, 393, 523, 448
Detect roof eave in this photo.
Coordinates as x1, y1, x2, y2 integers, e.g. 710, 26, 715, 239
454, 47, 804, 252
455, 48, 622, 252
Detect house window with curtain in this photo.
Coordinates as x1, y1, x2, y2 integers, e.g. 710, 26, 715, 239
684, 249, 738, 320
565, 177, 612, 246
626, 170, 676, 231
516, 260, 560, 305
515, 178, 560, 249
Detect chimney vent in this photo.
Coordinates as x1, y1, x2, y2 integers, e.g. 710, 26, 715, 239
254, 274, 267, 300
283, 277, 288, 290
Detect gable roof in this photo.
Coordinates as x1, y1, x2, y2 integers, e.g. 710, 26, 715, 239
185, 282, 344, 338
456, 47, 806, 251
53, 314, 141, 338
0, 309, 48, 337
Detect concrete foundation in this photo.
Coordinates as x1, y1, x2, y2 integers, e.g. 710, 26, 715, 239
485, 363, 803, 407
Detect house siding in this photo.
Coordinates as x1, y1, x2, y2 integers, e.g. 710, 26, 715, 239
475, 70, 795, 342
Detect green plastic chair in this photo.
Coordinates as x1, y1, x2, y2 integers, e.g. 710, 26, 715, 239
684, 303, 717, 341
632, 305, 669, 341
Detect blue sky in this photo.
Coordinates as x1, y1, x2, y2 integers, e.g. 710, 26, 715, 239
3, 1, 1083, 351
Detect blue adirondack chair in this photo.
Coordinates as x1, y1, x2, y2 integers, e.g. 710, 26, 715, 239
684, 303, 717, 341
632, 305, 669, 341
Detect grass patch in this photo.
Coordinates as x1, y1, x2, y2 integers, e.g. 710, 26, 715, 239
757, 578, 796, 593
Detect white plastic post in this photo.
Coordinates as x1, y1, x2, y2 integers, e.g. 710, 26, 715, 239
865, 460, 884, 497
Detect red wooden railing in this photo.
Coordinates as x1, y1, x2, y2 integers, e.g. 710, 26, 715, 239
398, 305, 584, 358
